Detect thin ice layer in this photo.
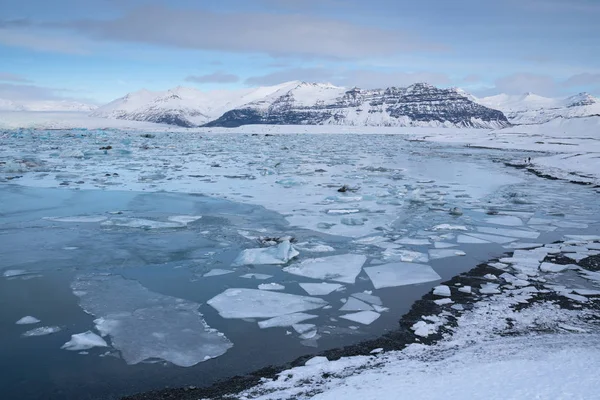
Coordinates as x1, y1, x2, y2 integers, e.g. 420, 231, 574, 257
284, 254, 367, 284
208, 288, 327, 319
340, 311, 381, 325
258, 313, 318, 329
477, 227, 540, 239
364, 262, 441, 289
72, 274, 232, 367
299, 283, 343, 296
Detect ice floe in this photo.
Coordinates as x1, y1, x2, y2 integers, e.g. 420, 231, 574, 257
101, 218, 183, 229
429, 249, 466, 260
484, 215, 523, 226
350, 292, 383, 306
299, 283, 343, 296
167, 215, 203, 225
72, 274, 232, 367
477, 227, 540, 239
44, 216, 108, 223
258, 283, 286, 291
240, 273, 273, 280
203, 269, 235, 277
61, 331, 108, 351
22, 326, 61, 337
16, 316, 40, 325
232, 240, 299, 266
432, 224, 468, 231
208, 288, 327, 319
433, 285, 451, 297
283, 254, 367, 284
258, 313, 317, 329
339, 297, 373, 311
457, 235, 490, 244
364, 262, 441, 289
339, 310, 381, 325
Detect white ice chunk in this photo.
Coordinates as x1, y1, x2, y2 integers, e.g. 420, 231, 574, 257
203, 269, 235, 277
240, 273, 273, 280
462, 233, 517, 244
480, 283, 501, 294
167, 215, 202, 225
339, 297, 373, 311
477, 227, 540, 239
339, 311, 380, 325
411, 321, 437, 337
3, 269, 29, 277
553, 221, 588, 229
101, 218, 183, 229
503, 243, 544, 249
458, 286, 472, 294
382, 248, 429, 263
327, 209, 360, 215
457, 235, 490, 244
350, 292, 383, 306
16, 316, 40, 325
429, 249, 466, 260
292, 324, 317, 335
305, 356, 329, 366
283, 254, 367, 284
61, 331, 108, 351
73, 274, 232, 367
364, 262, 441, 289
232, 240, 299, 266
395, 237, 430, 246
433, 285, 451, 297
299, 283, 343, 296
434, 298, 454, 306
44, 216, 107, 223
208, 288, 327, 319
432, 224, 468, 231
22, 326, 61, 337
484, 216, 523, 226
540, 262, 575, 273
258, 313, 317, 329
258, 283, 285, 291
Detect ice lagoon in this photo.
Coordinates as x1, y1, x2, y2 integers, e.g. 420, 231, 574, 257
1, 131, 600, 399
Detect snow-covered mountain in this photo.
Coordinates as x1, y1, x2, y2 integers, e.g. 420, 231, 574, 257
0, 98, 97, 112
477, 92, 600, 125
93, 82, 509, 129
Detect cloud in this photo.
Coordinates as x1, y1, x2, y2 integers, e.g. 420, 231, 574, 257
563, 73, 600, 87
0, 28, 90, 54
60, 5, 443, 59
0, 83, 71, 101
185, 72, 240, 84
245, 67, 450, 88
461, 74, 482, 83
0, 72, 30, 82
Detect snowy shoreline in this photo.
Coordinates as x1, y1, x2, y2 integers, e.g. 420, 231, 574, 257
123, 239, 600, 400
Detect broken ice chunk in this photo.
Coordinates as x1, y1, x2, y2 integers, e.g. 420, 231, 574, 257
232, 240, 299, 266
395, 237, 430, 246
484, 216, 523, 226
240, 273, 273, 280
383, 248, 429, 263
539, 262, 575, 273
339, 297, 373, 312
479, 283, 501, 294
299, 283, 343, 296
61, 331, 108, 351
208, 288, 327, 319
364, 262, 441, 289
458, 286, 472, 294
462, 233, 516, 244
101, 218, 183, 229
432, 224, 468, 231
292, 324, 317, 335
22, 326, 61, 337
203, 269, 235, 277
477, 227, 540, 239
44, 216, 108, 223
283, 254, 367, 284
73, 274, 232, 367
434, 298, 454, 306
258, 283, 285, 291
305, 356, 329, 366
339, 311, 381, 325
350, 292, 383, 306
434, 242, 457, 248
16, 316, 40, 325
167, 215, 202, 225
433, 285, 451, 297
429, 249, 466, 260
258, 313, 317, 329
327, 209, 360, 215
457, 235, 490, 244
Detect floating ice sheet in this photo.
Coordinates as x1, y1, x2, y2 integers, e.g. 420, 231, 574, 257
284, 254, 367, 284
203, 269, 234, 277
299, 283, 343, 296
432, 224, 468, 231
61, 331, 108, 351
208, 288, 327, 319
22, 326, 61, 337
364, 262, 441, 289
240, 273, 273, 280
339, 297, 373, 311
167, 215, 202, 225
339, 311, 380, 325
232, 240, 299, 266
484, 216, 523, 226
540, 262, 576, 273
477, 227, 540, 239
44, 216, 107, 223
72, 274, 232, 367
258, 313, 317, 329
351, 292, 383, 306
258, 283, 285, 291
382, 248, 429, 263
16, 316, 40, 325
463, 232, 517, 244
429, 249, 466, 260
457, 235, 490, 244
101, 218, 183, 229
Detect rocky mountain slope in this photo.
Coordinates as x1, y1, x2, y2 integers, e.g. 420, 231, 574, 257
477, 92, 600, 125
93, 82, 510, 129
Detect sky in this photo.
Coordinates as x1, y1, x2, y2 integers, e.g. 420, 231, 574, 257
0, 0, 598, 104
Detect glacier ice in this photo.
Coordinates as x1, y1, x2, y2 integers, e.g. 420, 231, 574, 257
61, 331, 108, 351
232, 240, 299, 266
364, 262, 441, 289
208, 288, 327, 319
283, 254, 367, 284
299, 282, 343, 296
72, 274, 232, 367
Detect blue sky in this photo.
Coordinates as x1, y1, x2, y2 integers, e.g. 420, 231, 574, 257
0, 0, 598, 104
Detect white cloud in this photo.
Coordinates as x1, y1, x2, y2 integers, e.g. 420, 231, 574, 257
62, 6, 442, 59
0, 72, 30, 82
185, 72, 240, 84
0, 28, 90, 55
